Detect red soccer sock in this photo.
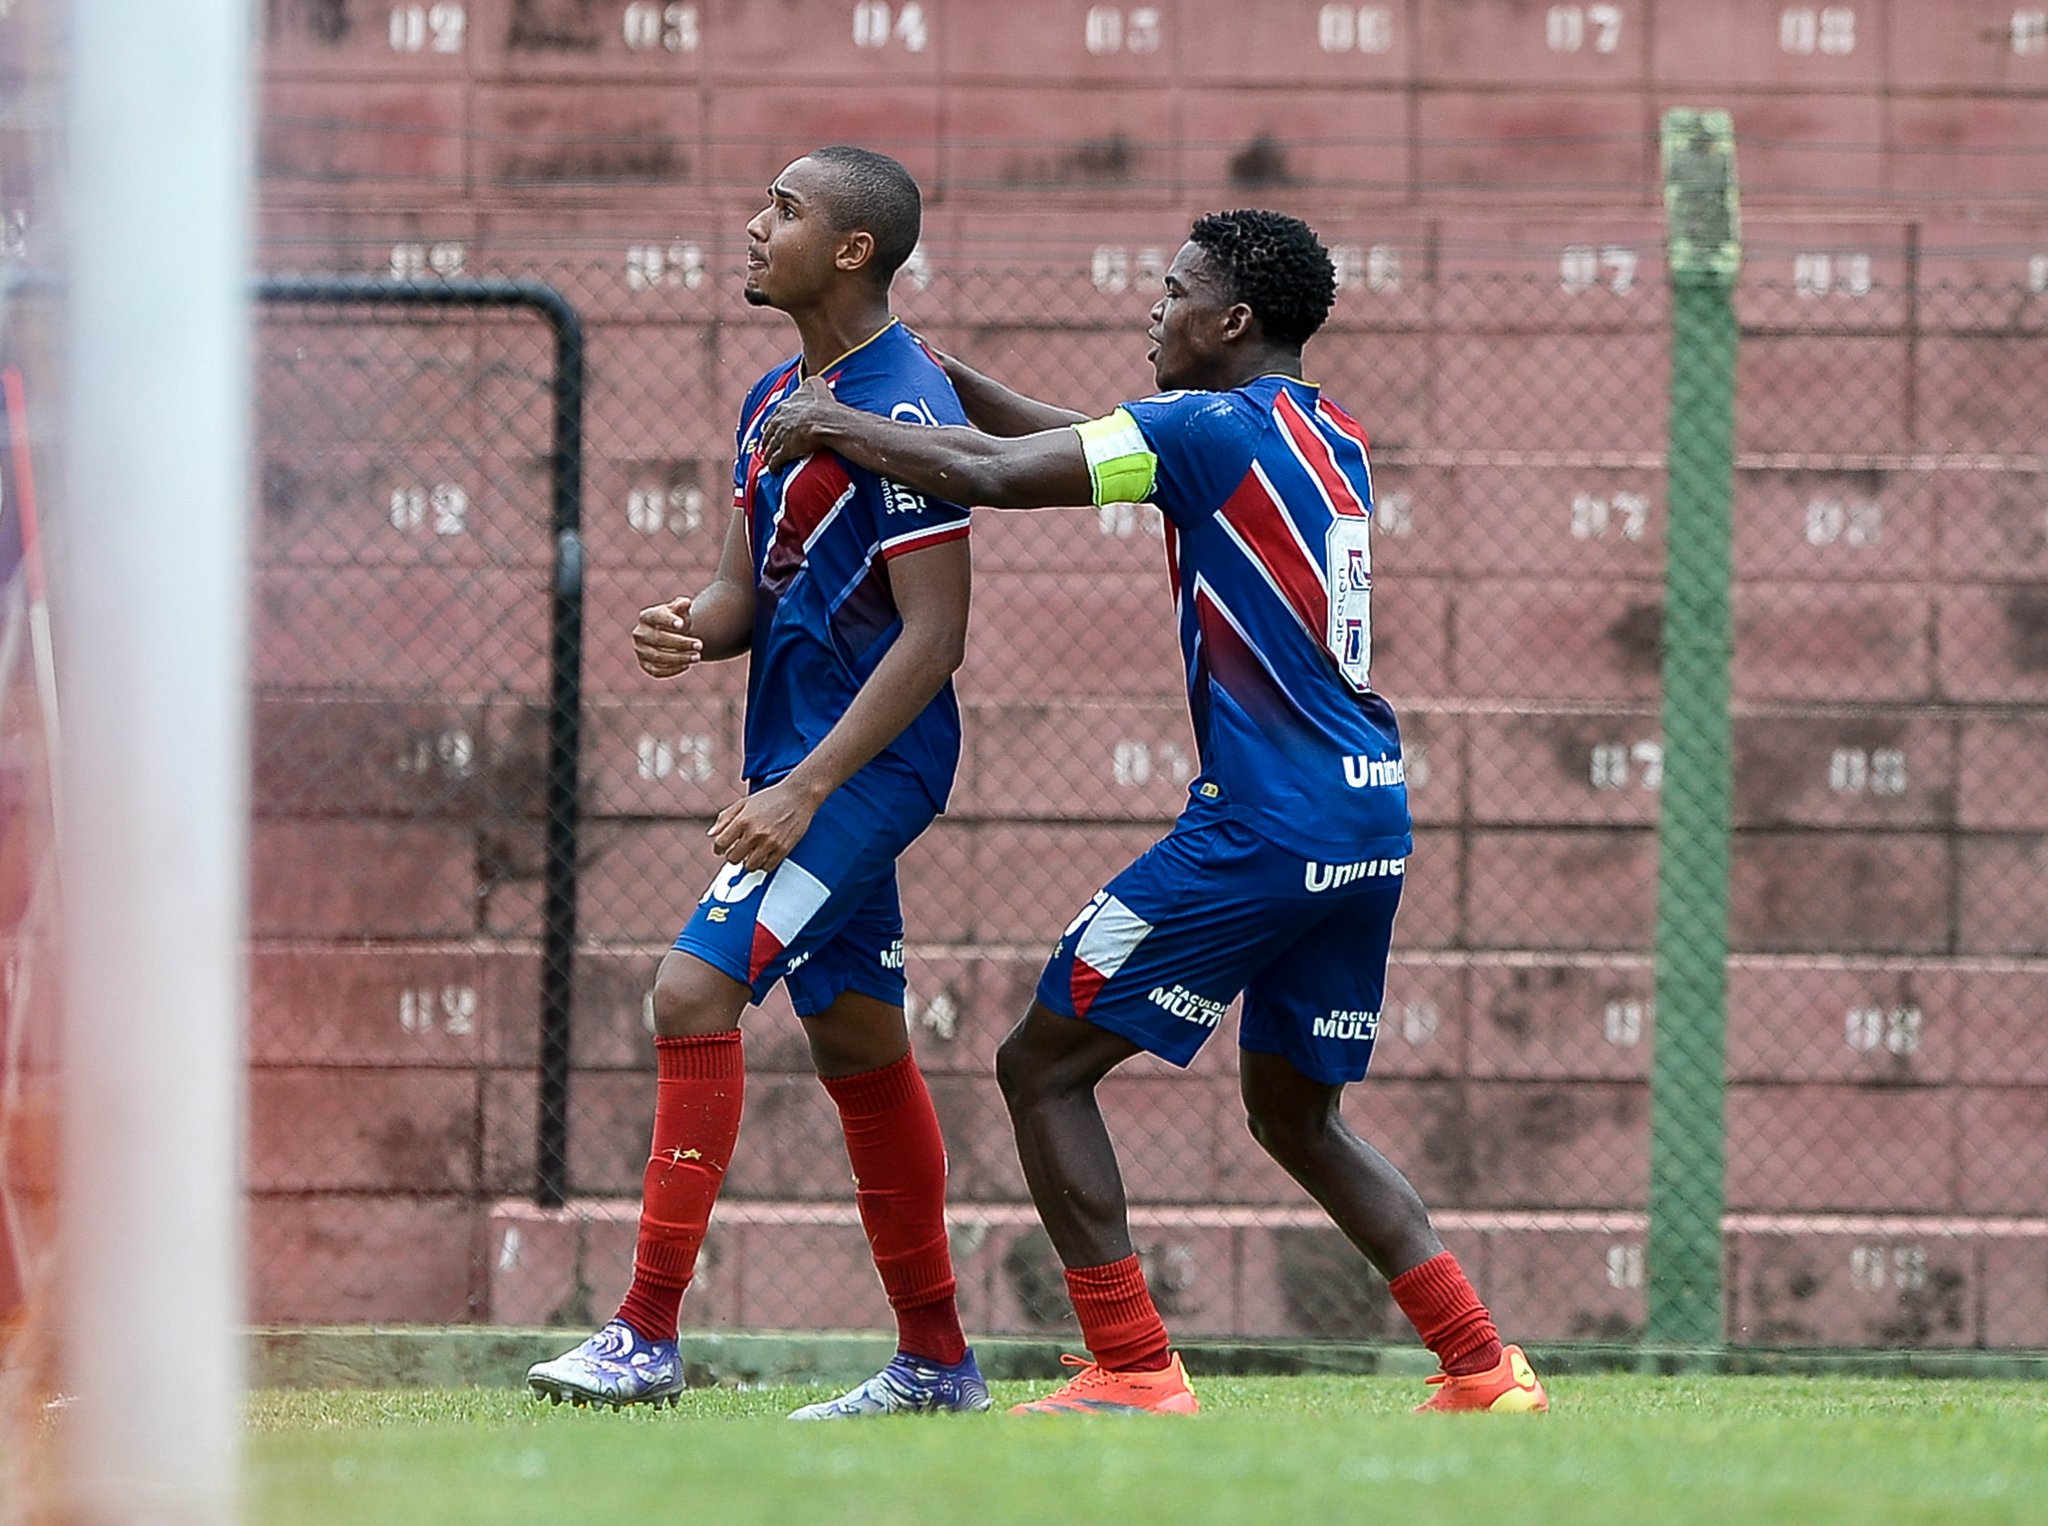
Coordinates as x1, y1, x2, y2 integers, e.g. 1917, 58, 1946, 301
1064, 1255, 1172, 1373
613, 1031, 745, 1344
821, 1052, 967, 1366
1388, 1251, 1504, 1377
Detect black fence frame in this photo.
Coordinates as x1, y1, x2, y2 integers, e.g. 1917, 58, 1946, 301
255, 275, 587, 1207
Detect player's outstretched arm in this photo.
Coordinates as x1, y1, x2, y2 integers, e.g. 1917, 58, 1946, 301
939, 352, 1087, 436
631, 507, 754, 678
760, 377, 1094, 510
707, 536, 970, 873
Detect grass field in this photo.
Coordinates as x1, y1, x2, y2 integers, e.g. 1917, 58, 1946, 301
248, 1374, 2048, 1524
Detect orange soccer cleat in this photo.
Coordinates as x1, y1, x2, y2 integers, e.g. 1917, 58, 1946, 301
1010, 1352, 1202, 1415
1415, 1344, 1550, 1414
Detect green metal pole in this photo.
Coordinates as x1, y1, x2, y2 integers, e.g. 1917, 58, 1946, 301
1649, 109, 1741, 1352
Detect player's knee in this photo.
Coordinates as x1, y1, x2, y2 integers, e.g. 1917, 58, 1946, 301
1244, 1102, 1327, 1169
649, 960, 739, 1039
994, 1028, 1038, 1108
995, 1025, 1077, 1110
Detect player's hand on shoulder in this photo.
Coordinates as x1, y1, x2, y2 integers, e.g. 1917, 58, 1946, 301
760, 376, 837, 471
632, 595, 702, 679
707, 776, 821, 875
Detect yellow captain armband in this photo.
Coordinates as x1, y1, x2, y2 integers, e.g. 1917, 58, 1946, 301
1072, 407, 1158, 508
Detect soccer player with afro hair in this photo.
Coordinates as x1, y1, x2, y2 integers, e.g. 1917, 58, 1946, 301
760, 207, 1549, 1416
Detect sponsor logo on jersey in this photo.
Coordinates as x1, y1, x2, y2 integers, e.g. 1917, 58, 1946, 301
1304, 856, 1406, 893
1312, 1009, 1380, 1043
1147, 984, 1227, 1028
880, 477, 927, 517
1342, 754, 1405, 789
1346, 546, 1367, 589
880, 939, 905, 971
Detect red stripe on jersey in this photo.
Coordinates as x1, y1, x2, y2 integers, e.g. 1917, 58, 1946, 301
1217, 467, 1328, 639
1315, 396, 1371, 453
740, 361, 802, 444
765, 453, 855, 584
1275, 388, 1369, 518
878, 521, 969, 561
1163, 519, 1181, 609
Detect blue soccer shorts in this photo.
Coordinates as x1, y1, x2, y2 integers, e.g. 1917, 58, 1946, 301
672, 759, 934, 1016
1036, 816, 1407, 1085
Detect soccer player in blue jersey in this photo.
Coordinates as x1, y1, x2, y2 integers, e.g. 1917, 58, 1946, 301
526, 147, 989, 1417
760, 209, 1549, 1416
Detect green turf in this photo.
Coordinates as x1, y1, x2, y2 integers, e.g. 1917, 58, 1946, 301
249, 1375, 2048, 1525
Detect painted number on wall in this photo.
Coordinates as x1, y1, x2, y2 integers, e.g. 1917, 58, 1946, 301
1827, 747, 1907, 796
852, 1, 927, 51
1850, 1244, 1926, 1293
1590, 740, 1663, 792
389, 483, 470, 536
1561, 245, 1638, 294
1112, 740, 1192, 788
1571, 491, 1651, 541
1084, 5, 1161, 53
1090, 246, 1167, 293
635, 733, 715, 783
389, 2, 465, 53
626, 242, 705, 290
1779, 6, 1855, 54
1330, 244, 1403, 292
1845, 1004, 1922, 1056
390, 242, 466, 278
625, 483, 706, 536
1794, 252, 1872, 296
396, 728, 477, 780
1546, 4, 1623, 53
1317, 4, 1393, 53
399, 985, 477, 1036
1804, 497, 1882, 547
622, 2, 700, 52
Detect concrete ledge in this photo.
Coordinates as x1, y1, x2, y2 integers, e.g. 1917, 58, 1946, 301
250, 1327, 2048, 1391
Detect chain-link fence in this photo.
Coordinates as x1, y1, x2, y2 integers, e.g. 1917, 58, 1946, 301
246, 216, 2048, 1355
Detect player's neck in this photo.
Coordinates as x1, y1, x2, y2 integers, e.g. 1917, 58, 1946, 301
791, 293, 897, 380
1210, 347, 1305, 392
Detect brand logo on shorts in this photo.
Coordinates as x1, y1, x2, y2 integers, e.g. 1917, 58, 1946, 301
1147, 984, 1226, 1028
880, 939, 905, 971
1304, 857, 1405, 893
784, 949, 812, 973
702, 862, 768, 905
1343, 755, 1405, 789
1312, 1009, 1380, 1043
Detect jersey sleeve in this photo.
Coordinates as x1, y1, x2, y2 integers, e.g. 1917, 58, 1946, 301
871, 352, 974, 561
1072, 389, 1260, 525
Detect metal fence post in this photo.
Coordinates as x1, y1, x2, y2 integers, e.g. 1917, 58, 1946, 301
1649, 109, 1741, 1352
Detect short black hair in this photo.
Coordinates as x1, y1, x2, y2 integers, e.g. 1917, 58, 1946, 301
1187, 209, 1336, 348
807, 145, 922, 285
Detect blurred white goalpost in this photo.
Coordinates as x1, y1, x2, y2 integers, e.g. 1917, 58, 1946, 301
53, 0, 252, 1520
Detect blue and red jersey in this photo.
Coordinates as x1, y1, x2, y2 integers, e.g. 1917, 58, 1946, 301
1112, 375, 1412, 860
731, 321, 972, 811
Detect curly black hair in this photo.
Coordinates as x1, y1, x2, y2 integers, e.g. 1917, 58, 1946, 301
808, 144, 922, 285
1187, 209, 1336, 348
